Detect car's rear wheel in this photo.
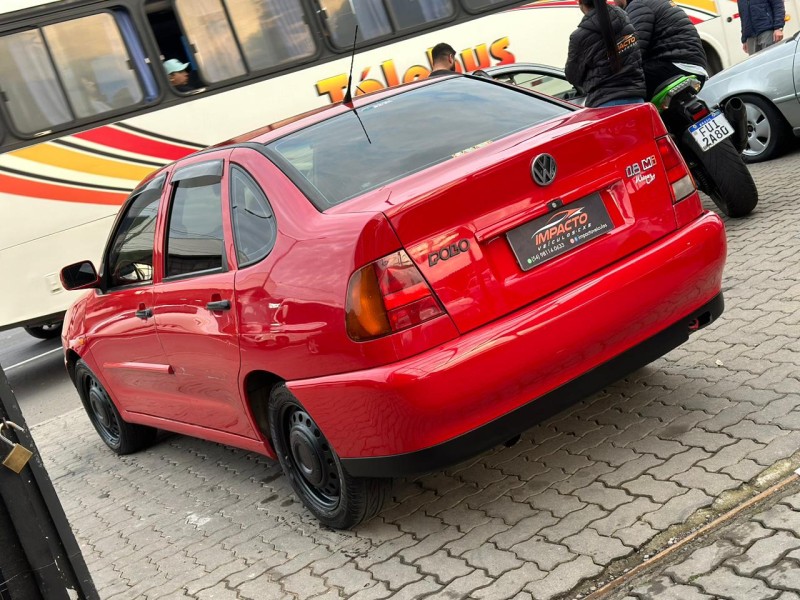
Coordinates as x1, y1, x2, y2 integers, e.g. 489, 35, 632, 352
740, 94, 790, 163
74, 360, 157, 454
268, 384, 389, 529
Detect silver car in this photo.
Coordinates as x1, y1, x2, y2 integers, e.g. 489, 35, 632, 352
699, 32, 800, 163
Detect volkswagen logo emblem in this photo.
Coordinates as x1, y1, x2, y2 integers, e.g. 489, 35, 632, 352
531, 153, 557, 186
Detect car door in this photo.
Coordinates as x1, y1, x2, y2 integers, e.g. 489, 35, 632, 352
149, 153, 256, 439
82, 174, 173, 412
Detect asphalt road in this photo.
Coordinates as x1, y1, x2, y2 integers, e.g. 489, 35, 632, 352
0, 327, 79, 426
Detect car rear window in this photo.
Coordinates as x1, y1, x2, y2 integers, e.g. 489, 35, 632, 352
266, 77, 570, 209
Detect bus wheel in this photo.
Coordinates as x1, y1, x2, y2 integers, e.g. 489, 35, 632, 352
24, 323, 62, 340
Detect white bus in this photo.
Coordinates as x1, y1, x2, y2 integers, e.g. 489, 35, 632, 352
0, 0, 794, 338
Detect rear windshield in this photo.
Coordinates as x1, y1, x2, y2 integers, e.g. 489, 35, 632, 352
266, 77, 570, 209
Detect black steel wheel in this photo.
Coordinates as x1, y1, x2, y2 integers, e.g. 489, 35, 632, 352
74, 360, 157, 454
268, 384, 389, 529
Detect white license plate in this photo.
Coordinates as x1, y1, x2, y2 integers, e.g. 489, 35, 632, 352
689, 110, 733, 152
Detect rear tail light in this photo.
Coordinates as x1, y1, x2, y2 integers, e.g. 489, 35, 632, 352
346, 250, 444, 341
657, 136, 695, 203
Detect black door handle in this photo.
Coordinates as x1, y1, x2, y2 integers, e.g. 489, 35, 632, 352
206, 300, 231, 311
135, 308, 153, 319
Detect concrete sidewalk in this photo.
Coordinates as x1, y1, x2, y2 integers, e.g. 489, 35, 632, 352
29, 145, 800, 599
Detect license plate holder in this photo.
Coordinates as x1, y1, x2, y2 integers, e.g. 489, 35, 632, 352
689, 110, 733, 152
506, 193, 615, 271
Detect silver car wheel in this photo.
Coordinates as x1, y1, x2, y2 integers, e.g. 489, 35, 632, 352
743, 102, 771, 158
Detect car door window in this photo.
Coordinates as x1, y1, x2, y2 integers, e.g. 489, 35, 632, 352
230, 165, 276, 267
165, 172, 225, 278
106, 175, 164, 288
508, 72, 581, 100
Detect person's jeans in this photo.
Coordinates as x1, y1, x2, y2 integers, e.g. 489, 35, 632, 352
746, 30, 776, 55
596, 97, 645, 107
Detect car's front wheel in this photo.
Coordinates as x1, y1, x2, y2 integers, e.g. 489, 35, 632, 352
740, 94, 790, 163
24, 323, 62, 340
74, 360, 157, 454
268, 384, 389, 529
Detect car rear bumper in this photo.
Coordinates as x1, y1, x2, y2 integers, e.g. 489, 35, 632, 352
288, 212, 726, 477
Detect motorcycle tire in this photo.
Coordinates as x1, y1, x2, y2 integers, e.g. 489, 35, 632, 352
689, 137, 758, 218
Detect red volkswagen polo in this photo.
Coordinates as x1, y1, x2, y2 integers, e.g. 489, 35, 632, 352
61, 74, 726, 529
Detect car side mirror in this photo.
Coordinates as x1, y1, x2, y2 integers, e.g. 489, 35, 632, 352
60, 260, 100, 290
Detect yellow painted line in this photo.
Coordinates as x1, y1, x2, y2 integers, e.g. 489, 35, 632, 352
9, 144, 155, 181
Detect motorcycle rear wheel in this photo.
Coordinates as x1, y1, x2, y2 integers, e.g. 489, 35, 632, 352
690, 138, 758, 218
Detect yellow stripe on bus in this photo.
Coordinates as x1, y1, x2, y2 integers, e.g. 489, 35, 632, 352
678, 0, 718, 15
9, 144, 155, 182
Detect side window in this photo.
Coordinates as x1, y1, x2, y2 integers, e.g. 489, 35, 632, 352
107, 176, 165, 289
173, 0, 315, 84
319, 0, 454, 48
165, 175, 225, 278
0, 12, 151, 135
230, 166, 276, 267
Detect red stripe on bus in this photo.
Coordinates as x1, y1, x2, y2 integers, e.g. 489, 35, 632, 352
0, 174, 127, 206
74, 127, 198, 161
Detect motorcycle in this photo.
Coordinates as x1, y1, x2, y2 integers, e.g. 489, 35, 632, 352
651, 75, 757, 218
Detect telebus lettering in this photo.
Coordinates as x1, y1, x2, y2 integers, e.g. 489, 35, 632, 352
315, 37, 516, 104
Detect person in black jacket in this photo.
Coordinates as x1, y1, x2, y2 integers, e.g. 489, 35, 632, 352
739, 0, 784, 55
565, 0, 646, 107
614, 0, 708, 98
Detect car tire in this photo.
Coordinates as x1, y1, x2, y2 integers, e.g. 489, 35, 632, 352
740, 94, 790, 163
268, 384, 389, 529
24, 323, 62, 340
74, 360, 157, 454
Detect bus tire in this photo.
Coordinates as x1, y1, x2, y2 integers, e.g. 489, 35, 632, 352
24, 323, 62, 340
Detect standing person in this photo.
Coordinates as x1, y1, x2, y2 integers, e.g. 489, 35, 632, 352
565, 0, 646, 107
428, 43, 458, 76
614, 0, 708, 99
739, 0, 785, 55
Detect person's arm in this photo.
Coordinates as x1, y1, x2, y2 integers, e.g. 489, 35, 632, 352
628, 3, 655, 56
770, 0, 785, 41
564, 32, 585, 88
737, 0, 748, 43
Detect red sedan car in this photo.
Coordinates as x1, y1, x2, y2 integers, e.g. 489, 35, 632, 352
61, 74, 726, 529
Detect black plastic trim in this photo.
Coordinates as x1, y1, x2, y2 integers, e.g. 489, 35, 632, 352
342, 293, 724, 478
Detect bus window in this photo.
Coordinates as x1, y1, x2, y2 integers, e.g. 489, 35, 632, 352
0, 29, 72, 133
0, 11, 148, 135
44, 13, 145, 117
174, 0, 315, 83
319, 0, 454, 48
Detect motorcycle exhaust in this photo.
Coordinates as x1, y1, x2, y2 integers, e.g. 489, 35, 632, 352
723, 97, 748, 153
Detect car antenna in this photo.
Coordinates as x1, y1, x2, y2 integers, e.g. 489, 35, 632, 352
343, 26, 359, 105
342, 26, 372, 144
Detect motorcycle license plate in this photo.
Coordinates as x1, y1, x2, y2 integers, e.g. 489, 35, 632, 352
689, 110, 733, 152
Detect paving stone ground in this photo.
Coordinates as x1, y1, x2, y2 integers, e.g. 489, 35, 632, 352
608, 478, 800, 600
29, 143, 800, 599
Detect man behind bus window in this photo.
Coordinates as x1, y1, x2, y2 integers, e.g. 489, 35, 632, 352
739, 0, 784, 55
428, 43, 458, 76
163, 58, 196, 93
